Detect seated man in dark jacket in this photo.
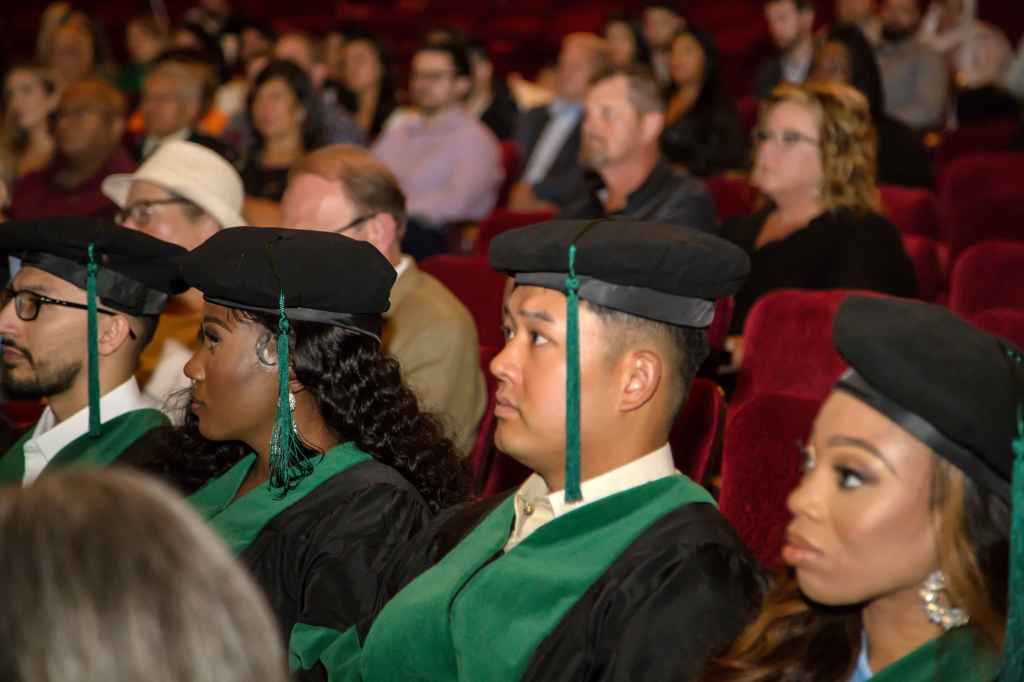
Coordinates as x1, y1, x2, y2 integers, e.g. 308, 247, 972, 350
559, 66, 718, 234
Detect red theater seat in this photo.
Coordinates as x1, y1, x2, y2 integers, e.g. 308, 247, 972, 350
419, 255, 508, 348
669, 378, 726, 486
948, 241, 1024, 317
719, 392, 818, 568
900, 234, 944, 301
879, 185, 940, 238
705, 174, 757, 222
933, 119, 1021, 178
473, 209, 555, 257
970, 308, 1024, 348
939, 153, 1024, 258
731, 289, 877, 410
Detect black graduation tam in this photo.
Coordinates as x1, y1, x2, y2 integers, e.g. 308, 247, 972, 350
833, 296, 1024, 503
1, 217, 188, 315
488, 219, 751, 328
179, 227, 396, 338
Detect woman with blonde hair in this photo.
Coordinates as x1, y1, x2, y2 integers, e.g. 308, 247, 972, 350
721, 82, 915, 338
2, 65, 59, 181
0, 468, 288, 682
702, 294, 1023, 681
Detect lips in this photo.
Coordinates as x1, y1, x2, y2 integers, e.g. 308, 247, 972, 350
493, 392, 520, 418
781, 528, 823, 567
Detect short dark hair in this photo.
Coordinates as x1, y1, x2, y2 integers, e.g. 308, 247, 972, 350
414, 42, 471, 78
589, 64, 665, 114
586, 301, 709, 423
764, 0, 813, 10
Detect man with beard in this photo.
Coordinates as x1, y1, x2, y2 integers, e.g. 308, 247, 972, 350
558, 66, 717, 234
0, 218, 187, 485
876, 0, 949, 130
754, 0, 816, 98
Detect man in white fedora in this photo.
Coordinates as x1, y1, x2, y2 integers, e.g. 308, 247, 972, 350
102, 140, 245, 412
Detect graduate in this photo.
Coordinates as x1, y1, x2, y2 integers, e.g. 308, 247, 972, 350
166, 227, 467, 670
311, 219, 764, 681
0, 218, 187, 485
704, 296, 1024, 681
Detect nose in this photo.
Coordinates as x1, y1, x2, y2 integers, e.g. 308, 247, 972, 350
183, 348, 204, 383
489, 337, 518, 388
0, 297, 23, 338
786, 467, 824, 521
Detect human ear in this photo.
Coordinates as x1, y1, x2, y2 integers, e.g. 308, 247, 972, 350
619, 349, 662, 413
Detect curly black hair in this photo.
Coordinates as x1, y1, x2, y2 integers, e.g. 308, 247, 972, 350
145, 311, 467, 513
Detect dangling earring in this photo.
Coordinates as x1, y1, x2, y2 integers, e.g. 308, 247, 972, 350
288, 391, 299, 436
919, 570, 969, 630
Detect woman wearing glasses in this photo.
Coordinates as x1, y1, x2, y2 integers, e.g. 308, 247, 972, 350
720, 82, 915, 359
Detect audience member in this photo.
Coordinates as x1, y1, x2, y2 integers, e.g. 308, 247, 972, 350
10, 79, 134, 220
603, 12, 652, 69
119, 15, 169, 97
755, 0, 816, 98
509, 33, 610, 211
183, 0, 236, 41
642, 2, 687, 86
560, 66, 718, 232
281, 145, 486, 456
34, 2, 73, 66
158, 227, 466, 670
103, 140, 244, 408
340, 30, 398, 140
273, 31, 365, 146
919, 0, 1012, 91
465, 40, 519, 140
136, 58, 232, 162
237, 18, 277, 65
323, 26, 349, 85
836, 0, 882, 44
43, 11, 114, 89
0, 468, 288, 682
169, 22, 229, 85
2, 65, 59, 181
314, 219, 762, 682
373, 42, 502, 259
811, 23, 933, 187
721, 82, 915, 340
240, 59, 322, 212
0, 218, 186, 485
876, 0, 949, 130
703, 295, 1020, 681
660, 27, 748, 177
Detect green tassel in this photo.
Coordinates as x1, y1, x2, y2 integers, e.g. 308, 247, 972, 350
564, 244, 582, 503
267, 292, 312, 498
86, 244, 101, 438
1003, 404, 1024, 681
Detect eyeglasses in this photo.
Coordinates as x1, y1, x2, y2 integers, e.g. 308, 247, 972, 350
335, 213, 376, 235
410, 70, 456, 82
116, 198, 193, 227
752, 128, 820, 149
1, 288, 136, 338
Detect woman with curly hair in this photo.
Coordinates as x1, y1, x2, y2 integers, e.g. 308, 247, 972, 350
152, 226, 467, 674
720, 82, 915, 342
703, 294, 1024, 681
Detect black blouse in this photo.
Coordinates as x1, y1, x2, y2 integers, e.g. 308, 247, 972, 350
722, 207, 917, 333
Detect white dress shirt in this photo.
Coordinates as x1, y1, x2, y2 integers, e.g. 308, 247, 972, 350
522, 99, 582, 185
504, 443, 678, 551
22, 377, 158, 484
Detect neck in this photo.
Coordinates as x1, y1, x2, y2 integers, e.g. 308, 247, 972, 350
27, 123, 53, 150
420, 103, 456, 121
250, 395, 340, 480
600, 150, 659, 210
262, 132, 303, 165
785, 36, 814, 63
49, 367, 132, 425
770, 192, 823, 223
540, 422, 666, 493
862, 587, 944, 672
667, 84, 700, 121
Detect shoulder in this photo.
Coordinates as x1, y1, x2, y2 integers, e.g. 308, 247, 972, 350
403, 269, 476, 324
826, 208, 899, 237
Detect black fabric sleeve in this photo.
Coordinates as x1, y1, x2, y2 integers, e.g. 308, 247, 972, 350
829, 212, 917, 298
522, 504, 766, 682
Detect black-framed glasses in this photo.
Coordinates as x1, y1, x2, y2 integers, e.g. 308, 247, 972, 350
0, 288, 135, 339
335, 213, 377, 235
751, 128, 820, 149
115, 198, 193, 227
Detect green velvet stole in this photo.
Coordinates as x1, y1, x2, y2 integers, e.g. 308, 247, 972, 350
870, 626, 1001, 682
356, 474, 714, 681
0, 409, 167, 486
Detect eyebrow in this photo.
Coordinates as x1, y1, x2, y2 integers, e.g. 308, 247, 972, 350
826, 435, 897, 474
501, 304, 556, 324
202, 315, 232, 331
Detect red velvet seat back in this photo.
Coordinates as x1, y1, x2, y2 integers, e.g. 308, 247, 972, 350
969, 308, 1024, 348
419, 255, 509, 348
731, 289, 878, 410
669, 378, 726, 486
705, 174, 757, 222
879, 185, 940, 239
473, 209, 556, 257
900, 234, 944, 301
948, 241, 1024, 317
707, 296, 735, 352
933, 119, 1021, 179
939, 152, 1024, 258
720, 392, 819, 568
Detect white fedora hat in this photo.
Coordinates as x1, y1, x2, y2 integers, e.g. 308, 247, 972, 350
102, 140, 245, 229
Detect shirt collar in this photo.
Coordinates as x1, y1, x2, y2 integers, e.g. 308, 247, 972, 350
592, 157, 674, 214
548, 98, 582, 117
30, 377, 156, 460
395, 254, 413, 279
514, 442, 678, 519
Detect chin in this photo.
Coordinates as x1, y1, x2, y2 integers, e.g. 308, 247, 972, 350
796, 571, 864, 608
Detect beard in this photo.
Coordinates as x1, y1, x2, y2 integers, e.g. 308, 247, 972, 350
881, 24, 917, 43
2, 348, 81, 400
581, 136, 610, 169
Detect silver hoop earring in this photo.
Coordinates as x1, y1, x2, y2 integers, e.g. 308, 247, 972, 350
919, 570, 969, 630
288, 391, 299, 435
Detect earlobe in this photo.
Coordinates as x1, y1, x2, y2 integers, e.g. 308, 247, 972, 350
619, 350, 661, 413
